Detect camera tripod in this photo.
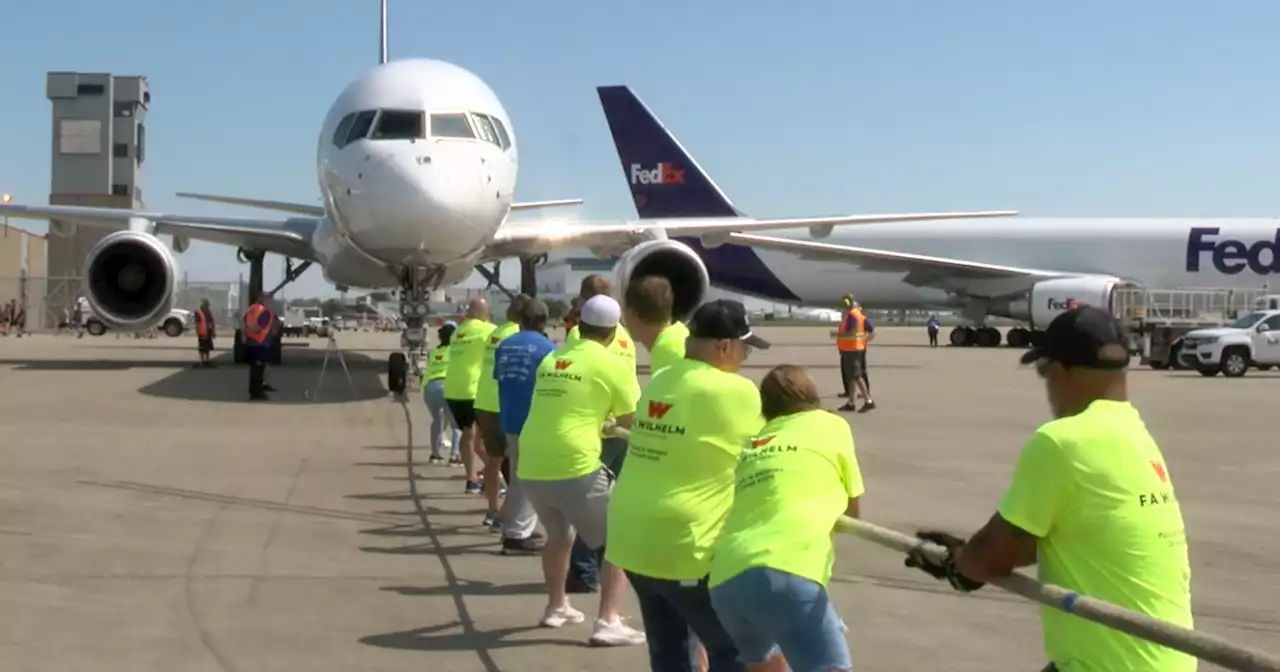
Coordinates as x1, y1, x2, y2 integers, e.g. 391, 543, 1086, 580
305, 331, 355, 401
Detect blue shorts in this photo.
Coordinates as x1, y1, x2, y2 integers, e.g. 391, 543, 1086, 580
709, 567, 852, 672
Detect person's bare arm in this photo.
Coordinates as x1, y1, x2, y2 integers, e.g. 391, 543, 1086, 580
845, 496, 860, 519
953, 513, 1038, 583
614, 413, 634, 429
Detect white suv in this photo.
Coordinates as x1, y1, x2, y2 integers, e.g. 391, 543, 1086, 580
1178, 310, 1280, 377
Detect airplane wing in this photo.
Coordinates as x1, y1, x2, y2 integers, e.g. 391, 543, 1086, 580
728, 232, 1075, 294
482, 210, 1018, 260
0, 203, 316, 260
175, 192, 584, 215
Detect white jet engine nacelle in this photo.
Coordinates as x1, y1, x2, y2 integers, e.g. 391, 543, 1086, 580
994, 276, 1128, 330
83, 230, 181, 332
614, 239, 711, 322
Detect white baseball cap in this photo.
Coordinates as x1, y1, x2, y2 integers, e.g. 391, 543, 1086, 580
580, 295, 621, 328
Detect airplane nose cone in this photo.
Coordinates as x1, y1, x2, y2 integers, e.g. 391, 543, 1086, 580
362, 150, 488, 259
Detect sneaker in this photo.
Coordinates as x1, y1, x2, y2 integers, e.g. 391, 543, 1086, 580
428, 455, 445, 465
858, 401, 877, 413
588, 617, 647, 647
488, 515, 503, 533
448, 456, 463, 467
464, 480, 483, 494
482, 510, 499, 527
501, 536, 542, 555
836, 402, 858, 412
539, 604, 585, 628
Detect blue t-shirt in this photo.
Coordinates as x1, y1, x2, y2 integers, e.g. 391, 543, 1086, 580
494, 330, 556, 436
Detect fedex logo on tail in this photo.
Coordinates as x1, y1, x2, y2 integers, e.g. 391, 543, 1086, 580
1186, 227, 1280, 275
629, 162, 686, 186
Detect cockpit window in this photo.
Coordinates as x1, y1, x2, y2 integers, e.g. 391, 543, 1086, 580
430, 113, 475, 139
344, 110, 377, 146
371, 109, 425, 140
471, 113, 500, 146
490, 115, 511, 150
331, 113, 356, 148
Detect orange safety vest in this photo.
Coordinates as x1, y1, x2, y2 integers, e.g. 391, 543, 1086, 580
243, 304, 273, 344
836, 309, 868, 352
196, 310, 210, 337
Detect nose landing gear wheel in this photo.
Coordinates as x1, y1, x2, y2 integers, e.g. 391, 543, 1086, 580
388, 352, 408, 395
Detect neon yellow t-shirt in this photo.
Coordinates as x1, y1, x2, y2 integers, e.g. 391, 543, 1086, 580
709, 409, 862, 589
422, 345, 450, 390
443, 318, 496, 400
474, 321, 520, 412
567, 323, 638, 374
647, 321, 689, 375
606, 359, 762, 580
518, 339, 641, 481
998, 400, 1194, 672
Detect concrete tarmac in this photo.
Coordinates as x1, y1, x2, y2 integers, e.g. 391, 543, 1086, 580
0, 326, 1276, 671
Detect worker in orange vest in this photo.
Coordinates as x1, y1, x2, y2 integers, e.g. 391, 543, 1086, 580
243, 292, 277, 401
833, 295, 876, 413
196, 298, 217, 368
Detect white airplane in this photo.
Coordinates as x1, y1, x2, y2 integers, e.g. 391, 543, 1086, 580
0, 3, 1015, 391
598, 85, 1280, 349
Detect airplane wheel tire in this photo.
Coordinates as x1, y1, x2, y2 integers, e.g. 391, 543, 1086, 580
1006, 328, 1029, 349
977, 327, 1002, 348
388, 353, 407, 395
949, 327, 970, 347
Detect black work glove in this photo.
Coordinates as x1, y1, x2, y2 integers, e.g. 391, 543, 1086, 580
904, 530, 985, 593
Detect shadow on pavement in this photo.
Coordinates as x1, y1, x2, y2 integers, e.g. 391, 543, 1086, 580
360, 621, 579, 655
382, 581, 546, 598
135, 348, 389, 404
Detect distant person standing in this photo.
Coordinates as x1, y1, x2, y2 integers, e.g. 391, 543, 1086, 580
833, 295, 875, 413
243, 293, 277, 401
927, 314, 941, 347
196, 298, 217, 367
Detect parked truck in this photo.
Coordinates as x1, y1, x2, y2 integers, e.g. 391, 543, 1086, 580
1111, 287, 1280, 371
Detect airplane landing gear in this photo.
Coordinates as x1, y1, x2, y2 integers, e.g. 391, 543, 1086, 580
1006, 327, 1031, 349
949, 325, 1005, 348
391, 265, 443, 396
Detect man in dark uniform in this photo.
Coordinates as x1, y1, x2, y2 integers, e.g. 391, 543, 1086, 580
243, 293, 276, 401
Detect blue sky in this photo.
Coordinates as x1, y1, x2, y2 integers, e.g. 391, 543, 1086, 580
3, 0, 1280, 297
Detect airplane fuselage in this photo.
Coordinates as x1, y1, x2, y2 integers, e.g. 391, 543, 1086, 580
693, 217, 1280, 308
310, 58, 518, 289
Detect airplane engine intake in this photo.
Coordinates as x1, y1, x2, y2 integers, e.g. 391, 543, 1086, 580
83, 230, 180, 331
990, 276, 1129, 330
614, 239, 710, 322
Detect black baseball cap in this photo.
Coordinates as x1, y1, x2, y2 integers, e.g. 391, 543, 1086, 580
1019, 306, 1130, 369
688, 300, 771, 350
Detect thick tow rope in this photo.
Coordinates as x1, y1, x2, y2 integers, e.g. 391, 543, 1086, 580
603, 423, 1280, 672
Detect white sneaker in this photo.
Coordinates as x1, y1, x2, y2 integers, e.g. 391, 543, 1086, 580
539, 604, 585, 628
588, 617, 647, 647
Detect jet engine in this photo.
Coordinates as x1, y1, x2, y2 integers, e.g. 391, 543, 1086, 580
990, 276, 1128, 330
83, 230, 180, 331
614, 239, 710, 322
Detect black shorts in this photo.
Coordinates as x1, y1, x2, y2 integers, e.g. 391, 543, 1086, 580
445, 398, 478, 429
840, 350, 866, 383
198, 336, 214, 353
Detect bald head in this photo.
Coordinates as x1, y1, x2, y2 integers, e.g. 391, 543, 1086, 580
580, 274, 612, 300
760, 365, 821, 421
467, 296, 490, 320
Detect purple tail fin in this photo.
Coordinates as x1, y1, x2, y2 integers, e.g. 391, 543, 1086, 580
597, 85, 743, 219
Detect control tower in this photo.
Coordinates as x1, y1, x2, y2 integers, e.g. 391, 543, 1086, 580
44, 72, 148, 301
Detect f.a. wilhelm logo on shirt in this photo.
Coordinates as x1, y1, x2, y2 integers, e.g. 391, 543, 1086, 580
618, 339, 629, 349
636, 400, 685, 437
751, 436, 774, 448
1150, 460, 1168, 483
554, 359, 572, 370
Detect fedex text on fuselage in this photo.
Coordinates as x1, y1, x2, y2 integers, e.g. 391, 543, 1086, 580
1186, 227, 1280, 275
